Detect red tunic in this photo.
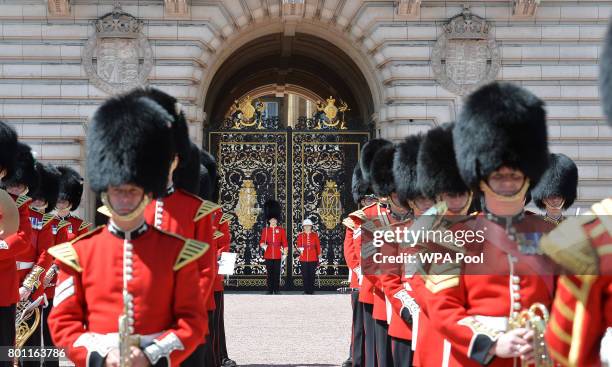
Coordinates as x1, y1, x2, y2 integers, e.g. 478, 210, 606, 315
214, 212, 232, 292
144, 188, 217, 316
543, 199, 612, 367
424, 213, 556, 367
0, 194, 32, 306
259, 226, 288, 260
60, 215, 92, 242
342, 215, 362, 288
296, 232, 321, 262
47, 225, 207, 367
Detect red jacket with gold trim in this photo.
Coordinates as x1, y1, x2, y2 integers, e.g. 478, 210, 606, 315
0, 194, 32, 306
424, 213, 556, 367
144, 188, 217, 315
542, 198, 612, 367
296, 232, 321, 262
259, 226, 288, 260
47, 225, 207, 367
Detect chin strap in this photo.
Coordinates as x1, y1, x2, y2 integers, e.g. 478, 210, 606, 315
101, 193, 151, 221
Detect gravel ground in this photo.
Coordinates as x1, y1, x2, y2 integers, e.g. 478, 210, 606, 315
224, 291, 353, 367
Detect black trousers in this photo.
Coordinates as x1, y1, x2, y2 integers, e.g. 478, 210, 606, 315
300, 261, 317, 294
362, 303, 377, 367
22, 305, 58, 367
0, 305, 16, 367
391, 337, 412, 367
349, 295, 365, 367
374, 319, 393, 367
265, 259, 281, 292
212, 291, 230, 364
181, 342, 207, 367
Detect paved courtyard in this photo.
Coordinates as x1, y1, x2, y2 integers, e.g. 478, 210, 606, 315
224, 292, 353, 366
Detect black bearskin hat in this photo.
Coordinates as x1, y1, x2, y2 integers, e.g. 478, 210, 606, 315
31, 163, 61, 213
174, 142, 201, 195
263, 199, 282, 222
531, 153, 578, 210
125, 87, 190, 163
199, 150, 218, 202
0, 121, 18, 176
360, 139, 392, 184
2, 142, 39, 193
453, 82, 549, 189
394, 134, 423, 205
198, 165, 213, 201
57, 166, 84, 210
370, 144, 397, 198
601, 20, 612, 127
351, 165, 371, 204
417, 123, 469, 198
87, 92, 175, 198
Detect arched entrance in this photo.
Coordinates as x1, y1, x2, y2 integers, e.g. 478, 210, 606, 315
204, 32, 374, 290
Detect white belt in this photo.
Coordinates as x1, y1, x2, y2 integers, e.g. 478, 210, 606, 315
16, 261, 34, 270
473, 315, 509, 332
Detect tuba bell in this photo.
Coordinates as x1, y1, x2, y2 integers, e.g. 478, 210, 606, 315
510, 302, 554, 367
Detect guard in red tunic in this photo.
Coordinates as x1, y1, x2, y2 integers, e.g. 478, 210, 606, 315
259, 199, 288, 294
540, 23, 612, 366
122, 87, 216, 367
340, 165, 373, 367
55, 166, 92, 241
296, 218, 321, 295
409, 123, 476, 367
0, 122, 25, 364
531, 153, 578, 225
47, 92, 207, 367
424, 82, 557, 366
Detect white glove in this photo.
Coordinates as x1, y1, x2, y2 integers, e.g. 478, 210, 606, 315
261, 243, 268, 251
19, 286, 31, 301
353, 267, 363, 285
298, 247, 304, 254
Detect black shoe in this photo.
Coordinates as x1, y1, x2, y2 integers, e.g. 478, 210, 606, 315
274, 291, 282, 295
342, 358, 352, 367
221, 358, 237, 367
266, 291, 273, 295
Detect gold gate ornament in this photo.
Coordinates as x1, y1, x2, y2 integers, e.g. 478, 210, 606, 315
318, 180, 342, 229
235, 179, 259, 229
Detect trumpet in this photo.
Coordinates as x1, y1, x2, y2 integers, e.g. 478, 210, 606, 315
510, 303, 554, 367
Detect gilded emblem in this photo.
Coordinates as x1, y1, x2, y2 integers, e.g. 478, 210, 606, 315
318, 180, 342, 229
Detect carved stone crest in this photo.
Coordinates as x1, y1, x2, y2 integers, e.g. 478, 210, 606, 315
82, 5, 153, 95
431, 7, 500, 96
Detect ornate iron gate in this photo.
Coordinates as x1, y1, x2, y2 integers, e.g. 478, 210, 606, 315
206, 119, 369, 291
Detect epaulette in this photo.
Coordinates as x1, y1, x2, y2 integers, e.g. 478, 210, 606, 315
194, 200, 222, 222
342, 217, 356, 230
97, 205, 111, 217
48, 226, 104, 272
16, 195, 31, 208
30, 206, 44, 215
56, 219, 71, 231
78, 220, 92, 232
424, 262, 460, 294
42, 213, 55, 228
220, 213, 233, 225
214, 230, 224, 240
591, 198, 612, 237
350, 207, 369, 221
540, 213, 599, 275
174, 239, 210, 271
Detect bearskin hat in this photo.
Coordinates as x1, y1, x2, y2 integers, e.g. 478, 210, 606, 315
263, 199, 282, 222
199, 150, 218, 201
351, 165, 371, 204
2, 142, 39, 193
370, 144, 397, 198
125, 87, 190, 163
360, 139, 392, 184
57, 166, 84, 210
531, 153, 578, 210
601, 20, 612, 127
417, 123, 469, 198
87, 92, 175, 198
30, 163, 61, 213
394, 134, 424, 205
0, 121, 18, 176
174, 142, 201, 195
453, 82, 549, 189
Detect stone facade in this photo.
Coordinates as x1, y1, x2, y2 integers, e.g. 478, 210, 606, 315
0, 0, 610, 219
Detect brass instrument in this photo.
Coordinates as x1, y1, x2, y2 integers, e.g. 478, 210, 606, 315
15, 296, 45, 366
510, 303, 553, 367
